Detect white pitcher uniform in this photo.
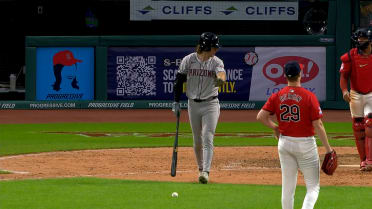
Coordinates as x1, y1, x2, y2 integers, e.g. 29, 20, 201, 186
262, 86, 323, 209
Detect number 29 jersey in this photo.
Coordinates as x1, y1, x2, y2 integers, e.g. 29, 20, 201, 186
262, 86, 323, 137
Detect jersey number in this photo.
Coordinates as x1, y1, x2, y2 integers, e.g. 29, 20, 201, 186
280, 104, 300, 122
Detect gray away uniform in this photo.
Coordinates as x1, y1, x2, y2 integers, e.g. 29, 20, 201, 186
177, 52, 225, 172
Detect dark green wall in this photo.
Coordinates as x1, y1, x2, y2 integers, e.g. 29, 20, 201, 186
24, 0, 353, 109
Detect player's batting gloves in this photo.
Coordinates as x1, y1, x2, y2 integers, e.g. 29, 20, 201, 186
172, 102, 181, 116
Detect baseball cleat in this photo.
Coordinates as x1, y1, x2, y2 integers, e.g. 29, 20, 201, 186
365, 162, 372, 171
360, 161, 367, 171
199, 171, 209, 184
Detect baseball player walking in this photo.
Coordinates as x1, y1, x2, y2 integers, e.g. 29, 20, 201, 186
257, 61, 333, 209
172, 32, 226, 184
340, 27, 372, 171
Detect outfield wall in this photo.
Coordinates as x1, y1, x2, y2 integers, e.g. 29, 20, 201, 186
24, 35, 349, 110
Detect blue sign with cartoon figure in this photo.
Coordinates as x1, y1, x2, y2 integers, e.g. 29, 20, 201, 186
36, 47, 94, 100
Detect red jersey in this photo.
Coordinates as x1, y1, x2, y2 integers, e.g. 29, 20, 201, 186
340, 48, 372, 94
262, 86, 323, 137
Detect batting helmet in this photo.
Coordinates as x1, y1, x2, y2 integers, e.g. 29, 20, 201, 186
199, 32, 220, 52
351, 27, 372, 49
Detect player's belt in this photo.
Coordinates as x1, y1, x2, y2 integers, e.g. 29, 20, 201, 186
193, 96, 218, 103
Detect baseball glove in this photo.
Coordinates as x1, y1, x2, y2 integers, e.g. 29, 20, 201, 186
321, 150, 338, 175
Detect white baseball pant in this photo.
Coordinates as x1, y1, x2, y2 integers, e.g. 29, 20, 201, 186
278, 135, 320, 209
349, 90, 372, 117
188, 98, 220, 172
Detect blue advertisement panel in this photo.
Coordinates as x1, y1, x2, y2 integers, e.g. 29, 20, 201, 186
107, 47, 253, 101
36, 47, 94, 101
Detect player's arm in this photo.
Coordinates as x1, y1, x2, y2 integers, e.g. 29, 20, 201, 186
172, 56, 188, 116
214, 59, 226, 87
312, 119, 332, 153
171, 72, 186, 116
339, 53, 351, 102
340, 71, 350, 102
256, 109, 279, 140
174, 73, 187, 102
216, 71, 226, 81
215, 71, 226, 87
174, 56, 189, 102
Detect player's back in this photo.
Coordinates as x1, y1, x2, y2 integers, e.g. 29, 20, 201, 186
271, 86, 322, 137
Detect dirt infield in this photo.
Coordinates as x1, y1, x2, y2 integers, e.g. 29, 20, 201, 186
1, 109, 371, 186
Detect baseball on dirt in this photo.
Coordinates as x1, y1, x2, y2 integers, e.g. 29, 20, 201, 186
171, 192, 178, 198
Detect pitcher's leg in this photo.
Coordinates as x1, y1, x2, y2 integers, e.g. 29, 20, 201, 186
201, 101, 220, 172
278, 141, 299, 209
188, 101, 203, 171
298, 141, 320, 209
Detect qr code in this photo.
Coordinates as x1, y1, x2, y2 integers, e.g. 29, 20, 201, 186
116, 56, 156, 96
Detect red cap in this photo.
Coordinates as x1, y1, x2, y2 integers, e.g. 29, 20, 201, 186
53, 50, 82, 66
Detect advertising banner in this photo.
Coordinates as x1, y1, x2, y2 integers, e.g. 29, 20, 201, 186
107, 47, 254, 101
130, 0, 298, 21
107, 46, 326, 102
249, 47, 326, 101
36, 47, 95, 101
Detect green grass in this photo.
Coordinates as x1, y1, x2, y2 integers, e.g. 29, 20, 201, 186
0, 122, 366, 209
0, 122, 354, 156
0, 178, 370, 209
